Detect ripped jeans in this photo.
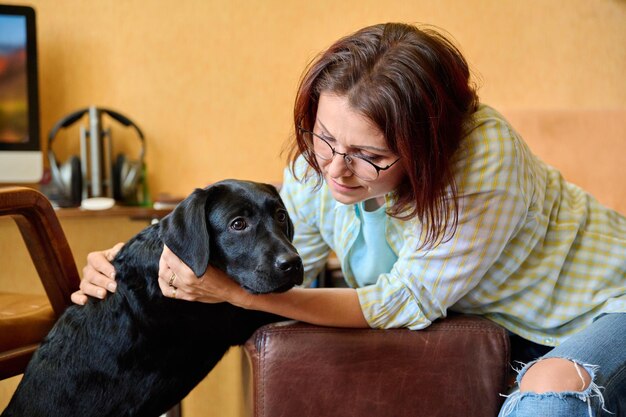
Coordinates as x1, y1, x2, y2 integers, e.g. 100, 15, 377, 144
499, 313, 626, 417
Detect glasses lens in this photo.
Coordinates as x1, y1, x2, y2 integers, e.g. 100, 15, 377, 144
309, 133, 333, 160
346, 157, 378, 181
301, 129, 381, 181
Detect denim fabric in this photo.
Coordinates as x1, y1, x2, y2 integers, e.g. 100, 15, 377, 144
499, 313, 626, 417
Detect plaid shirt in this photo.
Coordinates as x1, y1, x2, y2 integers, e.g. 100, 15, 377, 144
280, 104, 626, 346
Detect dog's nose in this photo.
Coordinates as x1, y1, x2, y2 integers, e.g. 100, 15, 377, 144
275, 253, 302, 273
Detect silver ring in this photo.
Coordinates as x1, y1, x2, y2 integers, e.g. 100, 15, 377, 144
168, 273, 177, 287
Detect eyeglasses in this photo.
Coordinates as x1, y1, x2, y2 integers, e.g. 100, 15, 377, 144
299, 127, 400, 181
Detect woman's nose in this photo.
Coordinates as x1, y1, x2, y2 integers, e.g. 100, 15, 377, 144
326, 154, 352, 178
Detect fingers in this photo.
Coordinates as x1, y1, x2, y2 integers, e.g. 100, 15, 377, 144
161, 245, 197, 283
79, 278, 110, 299
86, 250, 117, 282
105, 242, 125, 261
157, 245, 224, 303
75, 246, 121, 303
158, 245, 182, 300
158, 245, 195, 288
156, 271, 202, 302
157, 274, 223, 303
70, 290, 88, 305
157, 274, 184, 300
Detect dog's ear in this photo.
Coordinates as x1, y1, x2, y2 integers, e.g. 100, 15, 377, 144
159, 188, 211, 277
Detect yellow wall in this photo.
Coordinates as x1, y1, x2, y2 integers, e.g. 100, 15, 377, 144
1, 1, 625, 416
2, 0, 625, 199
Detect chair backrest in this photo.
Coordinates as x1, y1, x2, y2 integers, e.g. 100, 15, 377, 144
0, 187, 80, 317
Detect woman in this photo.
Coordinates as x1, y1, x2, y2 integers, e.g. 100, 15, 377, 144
74, 23, 625, 416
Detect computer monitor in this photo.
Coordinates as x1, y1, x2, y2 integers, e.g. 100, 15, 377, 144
0, 4, 42, 183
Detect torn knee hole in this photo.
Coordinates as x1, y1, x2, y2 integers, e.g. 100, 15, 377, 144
519, 358, 592, 393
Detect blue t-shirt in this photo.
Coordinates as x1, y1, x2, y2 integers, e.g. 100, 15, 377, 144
347, 201, 398, 287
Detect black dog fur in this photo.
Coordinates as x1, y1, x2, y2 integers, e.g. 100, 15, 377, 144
2, 180, 303, 417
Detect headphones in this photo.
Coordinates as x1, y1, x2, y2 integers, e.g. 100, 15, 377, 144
47, 107, 145, 206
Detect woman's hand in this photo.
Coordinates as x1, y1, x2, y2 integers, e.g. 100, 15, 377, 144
157, 245, 245, 304
70, 242, 124, 305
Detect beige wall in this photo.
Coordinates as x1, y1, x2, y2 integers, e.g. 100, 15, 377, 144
2, 0, 625, 200
1, 1, 625, 416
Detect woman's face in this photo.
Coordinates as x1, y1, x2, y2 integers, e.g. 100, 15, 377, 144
313, 93, 406, 208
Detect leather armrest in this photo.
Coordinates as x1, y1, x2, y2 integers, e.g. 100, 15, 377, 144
243, 315, 510, 417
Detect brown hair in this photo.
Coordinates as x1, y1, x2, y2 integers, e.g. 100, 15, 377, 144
289, 22, 478, 248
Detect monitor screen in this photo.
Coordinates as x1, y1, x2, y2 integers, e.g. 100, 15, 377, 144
0, 5, 42, 183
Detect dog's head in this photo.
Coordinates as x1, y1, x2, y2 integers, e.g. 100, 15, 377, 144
158, 180, 303, 294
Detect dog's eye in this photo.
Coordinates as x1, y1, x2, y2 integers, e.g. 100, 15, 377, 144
230, 218, 247, 231
276, 209, 288, 223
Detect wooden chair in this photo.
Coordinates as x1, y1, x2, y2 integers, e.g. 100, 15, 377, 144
0, 186, 80, 379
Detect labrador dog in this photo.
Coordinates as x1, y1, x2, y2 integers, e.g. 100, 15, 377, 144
2, 180, 303, 417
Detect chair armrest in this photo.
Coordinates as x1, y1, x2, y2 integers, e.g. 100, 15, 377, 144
0, 187, 80, 317
243, 315, 510, 417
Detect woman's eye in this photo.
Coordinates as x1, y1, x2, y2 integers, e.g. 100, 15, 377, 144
230, 218, 247, 231
356, 153, 382, 163
276, 210, 287, 223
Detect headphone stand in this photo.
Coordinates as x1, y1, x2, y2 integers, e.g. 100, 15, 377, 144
79, 112, 114, 201
47, 106, 145, 208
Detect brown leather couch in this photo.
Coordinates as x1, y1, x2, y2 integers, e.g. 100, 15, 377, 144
243, 315, 510, 417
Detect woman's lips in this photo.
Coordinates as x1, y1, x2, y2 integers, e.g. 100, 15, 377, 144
329, 177, 361, 192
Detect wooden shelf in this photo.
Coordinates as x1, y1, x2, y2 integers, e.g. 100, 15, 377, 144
54, 205, 172, 221
0, 185, 175, 221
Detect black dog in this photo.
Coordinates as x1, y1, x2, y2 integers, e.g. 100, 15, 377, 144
2, 180, 303, 417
